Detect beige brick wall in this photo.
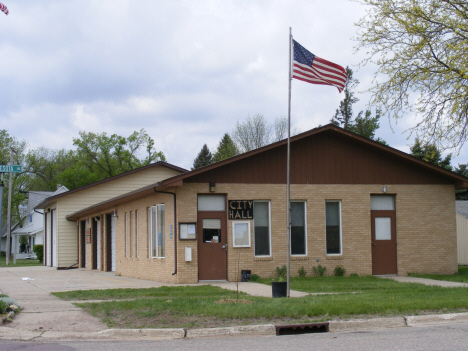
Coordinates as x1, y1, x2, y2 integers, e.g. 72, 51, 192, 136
78, 183, 457, 283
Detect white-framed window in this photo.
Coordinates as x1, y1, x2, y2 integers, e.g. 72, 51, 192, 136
130, 211, 133, 257
125, 212, 129, 257
326, 201, 342, 255
135, 209, 139, 257
148, 204, 165, 258
254, 201, 271, 256
232, 221, 251, 247
291, 201, 307, 256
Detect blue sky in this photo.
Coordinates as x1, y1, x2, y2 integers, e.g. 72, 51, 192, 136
0, 0, 464, 170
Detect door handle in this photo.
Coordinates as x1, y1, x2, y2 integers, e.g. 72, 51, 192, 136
372, 243, 377, 247
221, 244, 227, 250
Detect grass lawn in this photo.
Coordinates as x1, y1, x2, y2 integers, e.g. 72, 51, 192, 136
409, 266, 468, 283
52, 276, 468, 329
0, 255, 43, 268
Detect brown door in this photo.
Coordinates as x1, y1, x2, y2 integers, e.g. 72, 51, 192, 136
197, 211, 227, 280
92, 218, 98, 270
80, 221, 86, 268
371, 210, 397, 275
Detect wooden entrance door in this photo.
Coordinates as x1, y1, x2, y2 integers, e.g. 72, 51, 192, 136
197, 211, 227, 280
371, 210, 397, 275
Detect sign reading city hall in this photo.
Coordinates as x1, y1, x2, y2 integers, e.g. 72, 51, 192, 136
228, 200, 254, 220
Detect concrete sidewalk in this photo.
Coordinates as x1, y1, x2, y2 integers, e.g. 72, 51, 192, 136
0, 266, 307, 335
379, 275, 468, 287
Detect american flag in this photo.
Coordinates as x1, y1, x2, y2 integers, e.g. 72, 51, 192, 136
0, 2, 8, 15
292, 40, 346, 93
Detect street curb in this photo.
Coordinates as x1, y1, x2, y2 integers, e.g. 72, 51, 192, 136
186, 324, 276, 338
406, 312, 468, 327
329, 317, 406, 332
2, 313, 468, 341
95, 328, 185, 339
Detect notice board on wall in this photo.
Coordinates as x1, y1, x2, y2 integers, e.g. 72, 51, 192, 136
179, 223, 197, 240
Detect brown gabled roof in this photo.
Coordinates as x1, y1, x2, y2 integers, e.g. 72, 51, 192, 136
65, 124, 468, 220
160, 124, 468, 189
35, 161, 188, 210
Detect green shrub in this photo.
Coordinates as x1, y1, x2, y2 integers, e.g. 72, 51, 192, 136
0, 300, 7, 314
274, 265, 287, 282
334, 265, 346, 277
298, 266, 307, 277
33, 244, 43, 262
249, 274, 260, 282
312, 265, 327, 276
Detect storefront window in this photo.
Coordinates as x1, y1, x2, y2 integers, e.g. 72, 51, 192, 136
254, 201, 270, 256
326, 201, 341, 255
291, 201, 306, 255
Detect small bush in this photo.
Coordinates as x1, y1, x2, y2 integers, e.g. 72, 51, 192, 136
274, 265, 287, 282
334, 265, 346, 277
298, 266, 307, 277
249, 274, 260, 282
312, 265, 327, 276
0, 300, 7, 314
33, 244, 43, 262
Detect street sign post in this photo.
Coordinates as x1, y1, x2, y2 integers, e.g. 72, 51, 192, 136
0, 165, 22, 173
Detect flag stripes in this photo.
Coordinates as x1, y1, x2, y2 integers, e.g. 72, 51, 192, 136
292, 40, 346, 93
0, 3, 8, 15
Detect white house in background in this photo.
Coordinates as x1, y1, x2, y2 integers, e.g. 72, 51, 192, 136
10, 191, 55, 259
456, 200, 468, 265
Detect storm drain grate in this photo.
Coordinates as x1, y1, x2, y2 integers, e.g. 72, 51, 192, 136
275, 322, 329, 336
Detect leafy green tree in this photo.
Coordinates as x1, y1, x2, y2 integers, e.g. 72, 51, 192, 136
455, 164, 468, 200
354, 0, 468, 150
0, 130, 28, 227
410, 138, 452, 171
331, 67, 386, 144
192, 144, 213, 170
212, 134, 239, 163
73, 129, 165, 179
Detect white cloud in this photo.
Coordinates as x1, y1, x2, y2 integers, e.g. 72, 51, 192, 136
0, 0, 464, 170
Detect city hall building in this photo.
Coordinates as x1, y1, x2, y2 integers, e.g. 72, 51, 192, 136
43, 125, 468, 283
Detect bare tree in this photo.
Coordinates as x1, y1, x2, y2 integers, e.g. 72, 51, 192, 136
232, 114, 272, 153
232, 115, 300, 153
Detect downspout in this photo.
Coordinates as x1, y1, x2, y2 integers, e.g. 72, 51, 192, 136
153, 188, 177, 276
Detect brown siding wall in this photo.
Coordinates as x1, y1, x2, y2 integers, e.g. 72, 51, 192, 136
186, 131, 453, 186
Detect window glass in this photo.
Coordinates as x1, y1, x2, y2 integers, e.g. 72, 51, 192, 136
254, 201, 270, 256
150, 205, 165, 257
157, 205, 165, 257
291, 202, 306, 255
375, 217, 391, 240
371, 196, 394, 210
326, 202, 341, 254
198, 195, 225, 211
233, 222, 251, 247
151, 207, 157, 257
203, 219, 221, 243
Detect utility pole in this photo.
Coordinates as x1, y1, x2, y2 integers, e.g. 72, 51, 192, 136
5, 150, 13, 265
0, 172, 4, 242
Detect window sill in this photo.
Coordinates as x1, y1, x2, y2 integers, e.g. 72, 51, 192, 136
326, 255, 343, 260
254, 256, 273, 261
291, 256, 309, 261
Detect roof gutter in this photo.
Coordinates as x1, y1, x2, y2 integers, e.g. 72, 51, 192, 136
153, 187, 178, 276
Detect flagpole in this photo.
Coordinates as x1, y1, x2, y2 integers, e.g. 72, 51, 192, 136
286, 27, 292, 298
